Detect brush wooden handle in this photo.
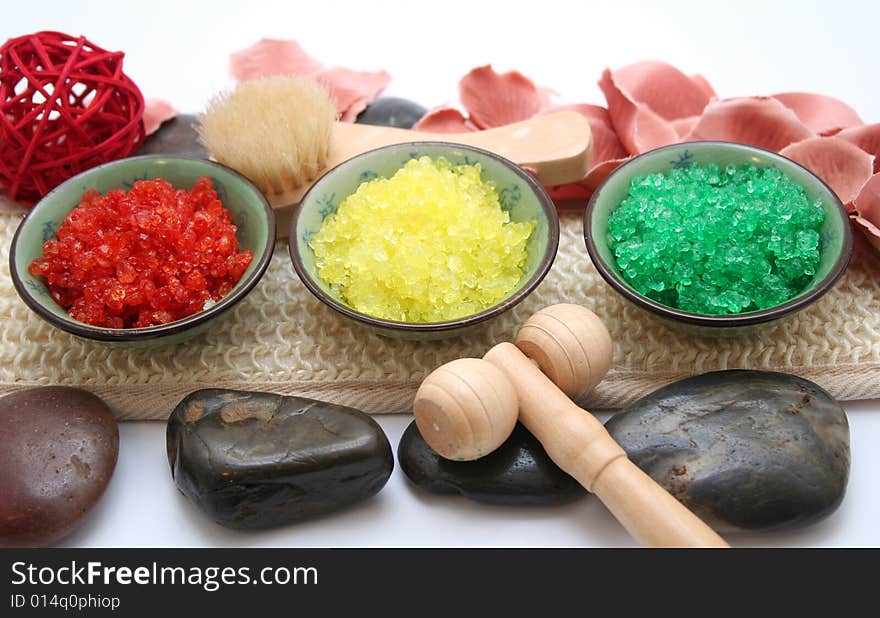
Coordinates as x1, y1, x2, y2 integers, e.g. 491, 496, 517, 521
267, 110, 593, 210
483, 342, 729, 548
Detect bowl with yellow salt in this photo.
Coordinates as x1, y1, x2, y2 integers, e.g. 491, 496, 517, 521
289, 142, 559, 339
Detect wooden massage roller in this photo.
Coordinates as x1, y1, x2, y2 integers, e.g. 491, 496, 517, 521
413, 303, 729, 548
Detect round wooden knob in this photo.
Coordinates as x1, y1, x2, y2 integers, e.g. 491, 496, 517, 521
514, 303, 612, 400
413, 358, 518, 461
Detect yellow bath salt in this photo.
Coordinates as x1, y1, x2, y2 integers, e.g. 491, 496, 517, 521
310, 156, 536, 322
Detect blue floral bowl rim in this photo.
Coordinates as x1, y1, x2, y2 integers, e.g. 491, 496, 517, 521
583, 140, 854, 328
289, 141, 560, 333
9, 155, 277, 342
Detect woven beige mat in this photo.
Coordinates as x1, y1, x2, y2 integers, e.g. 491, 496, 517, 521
2, 208, 879, 420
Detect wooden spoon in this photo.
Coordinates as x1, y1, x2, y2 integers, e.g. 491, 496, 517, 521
268, 110, 593, 209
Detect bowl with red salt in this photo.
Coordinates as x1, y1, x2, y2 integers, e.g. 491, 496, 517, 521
584, 141, 853, 336
10, 156, 276, 347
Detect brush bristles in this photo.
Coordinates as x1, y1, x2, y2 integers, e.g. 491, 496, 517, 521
198, 76, 336, 196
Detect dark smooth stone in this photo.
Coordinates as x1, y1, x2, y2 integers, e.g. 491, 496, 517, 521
398, 420, 585, 506
605, 370, 850, 532
0, 387, 119, 547
135, 114, 208, 159
356, 97, 427, 129
167, 389, 393, 529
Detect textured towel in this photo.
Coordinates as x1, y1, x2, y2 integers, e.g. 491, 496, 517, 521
2, 207, 879, 420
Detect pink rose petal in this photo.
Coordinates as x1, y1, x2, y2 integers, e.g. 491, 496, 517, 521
853, 216, 880, 254
610, 61, 714, 121
413, 107, 478, 132
686, 97, 815, 152
541, 103, 629, 202
671, 116, 700, 138
230, 39, 389, 121
582, 157, 629, 194
546, 183, 591, 202
229, 38, 324, 81
780, 137, 875, 207
690, 73, 717, 101
599, 68, 680, 154
772, 92, 863, 135
142, 98, 177, 136
319, 68, 391, 122
598, 61, 715, 154
546, 158, 628, 203
549, 104, 627, 163
837, 123, 880, 173
854, 172, 880, 225
459, 65, 549, 129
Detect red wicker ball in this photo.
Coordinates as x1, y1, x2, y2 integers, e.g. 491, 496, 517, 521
0, 31, 145, 203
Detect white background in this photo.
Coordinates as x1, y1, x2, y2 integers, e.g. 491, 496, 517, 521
4, 0, 880, 547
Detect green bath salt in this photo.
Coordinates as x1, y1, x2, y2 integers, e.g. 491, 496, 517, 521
606, 162, 825, 315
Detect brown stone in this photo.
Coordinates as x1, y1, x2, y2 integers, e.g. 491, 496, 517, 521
0, 387, 119, 547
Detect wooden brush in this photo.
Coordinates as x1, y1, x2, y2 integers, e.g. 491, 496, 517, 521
198, 76, 336, 198
199, 76, 593, 236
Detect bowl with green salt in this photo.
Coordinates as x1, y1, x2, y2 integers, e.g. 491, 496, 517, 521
289, 142, 559, 340
584, 141, 853, 336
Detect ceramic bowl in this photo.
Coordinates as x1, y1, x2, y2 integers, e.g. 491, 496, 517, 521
584, 141, 853, 337
10, 156, 276, 347
289, 142, 559, 340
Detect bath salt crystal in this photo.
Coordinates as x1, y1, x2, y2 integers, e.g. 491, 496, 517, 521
29, 177, 252, 328
606, 163, 825, 315
310, 156, 535, 322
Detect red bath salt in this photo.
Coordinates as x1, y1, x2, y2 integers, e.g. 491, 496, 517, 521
28, 177, 253, 329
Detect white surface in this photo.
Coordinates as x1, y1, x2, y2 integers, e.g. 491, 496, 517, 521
6, 0, 880, 547
6, 0, 879, 121
59, 406, 880, 548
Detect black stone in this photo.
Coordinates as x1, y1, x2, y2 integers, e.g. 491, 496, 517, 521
167, 389, 393, 529
356, 97, 427, 129
398, 420, 585, 506
135, 114, 208, 159
605, 370, 850, 532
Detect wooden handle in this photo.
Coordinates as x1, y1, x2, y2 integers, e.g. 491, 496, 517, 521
483, 342, 728, 548
591, 458, 728, 548
267, 110, 593, 210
